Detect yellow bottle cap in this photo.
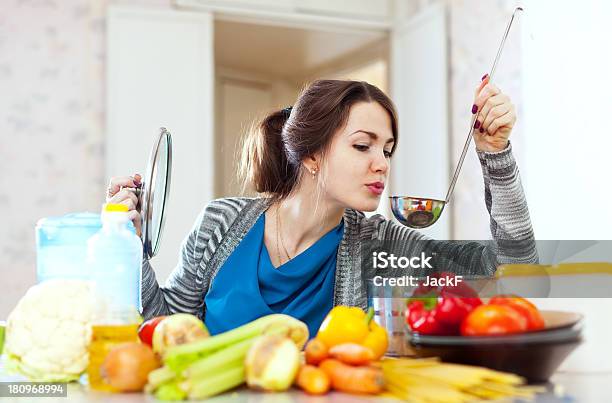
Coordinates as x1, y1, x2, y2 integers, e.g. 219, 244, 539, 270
104, 203, 129, 213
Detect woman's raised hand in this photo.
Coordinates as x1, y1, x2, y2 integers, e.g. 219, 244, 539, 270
472, 75, 516, 153
106, 173, 142, 237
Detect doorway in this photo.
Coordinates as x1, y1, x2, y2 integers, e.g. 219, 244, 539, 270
213, 18, 390, 216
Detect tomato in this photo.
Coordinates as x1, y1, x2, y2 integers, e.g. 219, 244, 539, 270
460, 305, 527, 336
138, 316, 166, 347
489, 295, 545, 331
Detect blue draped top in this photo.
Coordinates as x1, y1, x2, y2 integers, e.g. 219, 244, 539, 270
204, 213, 344, 337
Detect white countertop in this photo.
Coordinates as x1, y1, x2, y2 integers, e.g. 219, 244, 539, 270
1, 358, 611, 402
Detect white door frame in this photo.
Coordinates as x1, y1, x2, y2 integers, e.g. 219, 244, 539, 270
176, 0, 392, 34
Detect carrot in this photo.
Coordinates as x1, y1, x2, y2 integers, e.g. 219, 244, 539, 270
296, 365, 330, 395
328, 343, 375, 365
304, 338, 328, 365
319, 359, 384, 394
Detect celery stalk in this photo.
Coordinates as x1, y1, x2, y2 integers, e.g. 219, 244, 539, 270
184, 337, 253, 379
147, 365, 177, 390
187, 357, 244, 383
187, 364, 245, 400
155, 381, 187, 401
166, 314, 290, 357
164, 314, 306, 373
185, 323, 293, 379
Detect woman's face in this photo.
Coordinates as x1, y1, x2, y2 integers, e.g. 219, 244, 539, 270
318, 101, 395, 212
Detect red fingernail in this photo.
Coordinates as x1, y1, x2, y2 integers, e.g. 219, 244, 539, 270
471, 104, 478, 114
474, 120, 481, 129
479, 127, 484, 133
481, 74, 488, 81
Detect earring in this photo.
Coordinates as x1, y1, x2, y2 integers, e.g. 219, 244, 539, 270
311, 167, 317, 179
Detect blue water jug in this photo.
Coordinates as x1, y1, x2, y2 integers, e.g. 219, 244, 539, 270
36, 213, 103, 282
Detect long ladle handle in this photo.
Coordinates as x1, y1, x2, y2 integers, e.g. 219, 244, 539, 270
444, 6, 524, 204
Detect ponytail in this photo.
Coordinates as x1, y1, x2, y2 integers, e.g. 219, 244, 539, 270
239, 108, 299, 200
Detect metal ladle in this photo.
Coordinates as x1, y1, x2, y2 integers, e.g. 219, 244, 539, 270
390, 7, 524, 229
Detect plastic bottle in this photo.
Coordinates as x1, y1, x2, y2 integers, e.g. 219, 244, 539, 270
86, 203, 143, 391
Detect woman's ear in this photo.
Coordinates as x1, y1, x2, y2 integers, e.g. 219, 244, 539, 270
303, 154, 319, 173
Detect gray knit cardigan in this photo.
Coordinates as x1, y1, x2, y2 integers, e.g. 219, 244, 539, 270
141, 143, 538, 321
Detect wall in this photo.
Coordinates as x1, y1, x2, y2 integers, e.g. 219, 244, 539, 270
0, 0, 170, 319
386, 0, 523, 240
521, 0, 612, 240
0, 0, 109, 319
448, 0, 525, 240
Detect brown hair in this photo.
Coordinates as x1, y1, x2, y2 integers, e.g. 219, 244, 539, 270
240, 79, 398, 201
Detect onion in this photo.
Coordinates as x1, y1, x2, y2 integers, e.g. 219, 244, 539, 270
245, 334, 301, 391
100, 342, 160, 392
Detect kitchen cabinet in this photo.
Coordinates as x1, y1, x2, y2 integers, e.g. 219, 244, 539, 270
389, 3, 450, 239
106, 6, 215, 282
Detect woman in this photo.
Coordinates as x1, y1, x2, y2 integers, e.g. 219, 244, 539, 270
107, 79, 537, 336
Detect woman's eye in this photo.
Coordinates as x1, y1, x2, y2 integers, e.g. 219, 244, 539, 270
354, 144, 392, 158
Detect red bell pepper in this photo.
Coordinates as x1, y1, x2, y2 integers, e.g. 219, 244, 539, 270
405, 273, 482, 335
405, 297, 455, 335
435, 296, 482, 327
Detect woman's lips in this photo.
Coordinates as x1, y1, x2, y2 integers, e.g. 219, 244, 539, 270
366, 182, 384, 195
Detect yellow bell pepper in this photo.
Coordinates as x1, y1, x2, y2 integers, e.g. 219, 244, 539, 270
317, 306, 388, 360
362, 320, 388, 360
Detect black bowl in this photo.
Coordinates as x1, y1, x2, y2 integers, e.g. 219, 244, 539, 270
406, 311, 584, 383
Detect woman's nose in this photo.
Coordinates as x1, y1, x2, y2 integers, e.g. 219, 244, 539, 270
372, 152, 389, 174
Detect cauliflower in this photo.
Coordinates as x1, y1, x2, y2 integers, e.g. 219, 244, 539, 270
4, 279, 93, 382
